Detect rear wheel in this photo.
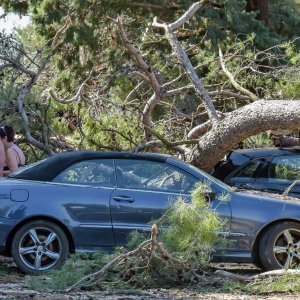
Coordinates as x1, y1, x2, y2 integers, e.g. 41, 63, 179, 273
11, 220, 69, 274
259, 222, 300, 270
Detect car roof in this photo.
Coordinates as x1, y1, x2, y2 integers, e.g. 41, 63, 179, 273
11, 151, 171, 182
231, 146, 300, 157
226, 147, 300, 167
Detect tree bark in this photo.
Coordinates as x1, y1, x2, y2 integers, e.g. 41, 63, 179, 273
190, 100, 300, 172
246, 0, 268, 26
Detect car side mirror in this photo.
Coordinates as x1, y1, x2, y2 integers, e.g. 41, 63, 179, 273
205, 191, 216, 201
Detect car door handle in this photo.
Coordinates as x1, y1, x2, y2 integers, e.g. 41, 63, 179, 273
113, 196, 135, 203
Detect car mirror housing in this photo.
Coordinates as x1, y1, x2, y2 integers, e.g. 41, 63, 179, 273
205, 191, 216, 201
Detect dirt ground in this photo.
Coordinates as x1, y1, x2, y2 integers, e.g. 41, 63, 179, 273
0, 256, 299, 300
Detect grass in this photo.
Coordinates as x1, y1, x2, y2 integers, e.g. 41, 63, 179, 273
23, 262, 300, 296
0, 265, 14, 277
27, 252, 118, 291
212, 273, 300, 295
245, 274, 300, 293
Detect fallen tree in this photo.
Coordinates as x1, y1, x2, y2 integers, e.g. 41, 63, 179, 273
108, 2, 300, 171
0, 1, 299, 173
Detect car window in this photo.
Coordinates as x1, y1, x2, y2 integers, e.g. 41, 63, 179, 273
115, 159, 198, 193
269, 156, 300, 182
235, 160, 262, 178
53, 159, 115, 187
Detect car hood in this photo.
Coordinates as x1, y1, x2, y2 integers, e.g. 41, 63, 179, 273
234, 188, 300, 207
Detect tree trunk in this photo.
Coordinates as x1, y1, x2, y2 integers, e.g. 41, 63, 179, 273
190, 100, 300, 172
246, 0, 268, 26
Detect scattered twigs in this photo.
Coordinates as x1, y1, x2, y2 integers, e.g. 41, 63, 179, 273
51, 16, 72, 51
132, 140, 188, 154
145, 125, 198, 147
218, 47, 258, 102
49, 68, 94, 104
65, 238, 152, 292
65, 224, 204, 292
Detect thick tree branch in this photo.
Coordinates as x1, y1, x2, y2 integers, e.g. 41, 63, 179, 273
0, 62, 13, 70
190, 100, 300, 171
110, 17, 161, 93
152, 13, 219, 122
169, 0, 205, 31
17, 65, 53, 154
15, 17, 70, 154
187, 121, 212, 139
111, 16, 165, 143
0, 55, 36, 77
283, 180, 300, 197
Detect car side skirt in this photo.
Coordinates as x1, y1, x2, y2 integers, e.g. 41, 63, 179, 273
212, 251, 252, 263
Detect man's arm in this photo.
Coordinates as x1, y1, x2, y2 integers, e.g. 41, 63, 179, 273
0, 141, 5, 177
3, 148, 18, 177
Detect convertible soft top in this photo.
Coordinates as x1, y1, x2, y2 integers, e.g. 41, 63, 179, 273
11, 151, 170, 182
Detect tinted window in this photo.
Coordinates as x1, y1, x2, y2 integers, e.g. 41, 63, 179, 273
235, 160, 261, 178
115, 159, 198, 193
53, 159, 115, 187
270, 156, 300, 181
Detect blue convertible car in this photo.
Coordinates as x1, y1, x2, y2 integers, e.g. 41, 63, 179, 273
1, 151, 300, 274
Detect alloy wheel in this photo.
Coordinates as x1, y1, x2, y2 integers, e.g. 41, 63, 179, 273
273, 228, 300, 269
17, 227, 62, 271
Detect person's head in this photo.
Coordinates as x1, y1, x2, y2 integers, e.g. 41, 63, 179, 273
0, 125, 15, 146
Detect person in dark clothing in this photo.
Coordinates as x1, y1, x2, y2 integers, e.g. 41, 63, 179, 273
0, 125, 25, 176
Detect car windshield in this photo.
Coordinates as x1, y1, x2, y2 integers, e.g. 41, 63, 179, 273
186, 163, 232, 191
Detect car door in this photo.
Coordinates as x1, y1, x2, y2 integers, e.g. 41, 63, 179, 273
110, 159, 198, 245
110, 159, 232, 245
52, 159, 116, 249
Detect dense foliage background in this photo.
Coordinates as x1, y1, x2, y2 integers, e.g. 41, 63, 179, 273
0, 0, 300, 163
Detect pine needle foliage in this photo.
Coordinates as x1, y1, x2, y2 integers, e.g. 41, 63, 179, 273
159, 182, 223, 268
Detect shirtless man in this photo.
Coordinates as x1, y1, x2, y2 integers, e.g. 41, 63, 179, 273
0, 125, 25, 176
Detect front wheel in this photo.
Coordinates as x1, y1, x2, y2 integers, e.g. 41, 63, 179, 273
11, 220, 69, 274
259, 222, 300, 270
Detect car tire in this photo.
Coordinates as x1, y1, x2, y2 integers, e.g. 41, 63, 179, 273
11, 220, 69, 274
259, 222, 300, 270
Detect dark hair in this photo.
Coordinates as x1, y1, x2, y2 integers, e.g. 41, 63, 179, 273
0, 125, 15, 142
